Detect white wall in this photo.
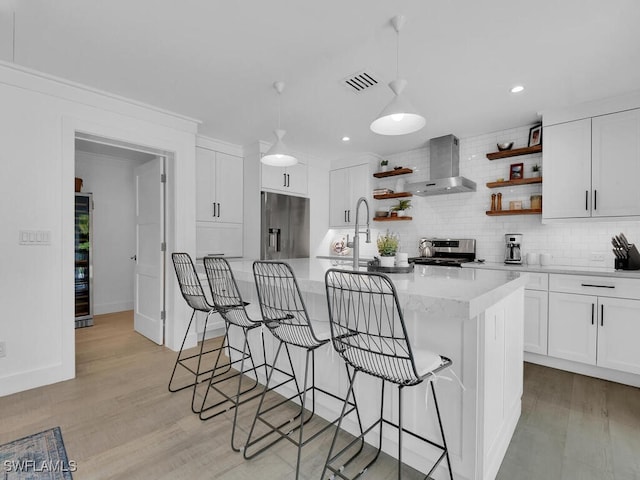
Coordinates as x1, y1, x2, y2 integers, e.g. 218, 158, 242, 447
328, 124, 640, 266
75, 150, 148, 315
0, 62, 198, 397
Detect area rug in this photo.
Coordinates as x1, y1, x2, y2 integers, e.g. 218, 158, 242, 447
0, 427, 74, 479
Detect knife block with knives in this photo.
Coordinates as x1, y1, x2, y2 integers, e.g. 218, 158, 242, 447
612, 233, 640, 270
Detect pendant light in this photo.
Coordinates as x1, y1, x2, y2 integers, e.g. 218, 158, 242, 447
370, 15, 426, 136
261, 81, 298, 167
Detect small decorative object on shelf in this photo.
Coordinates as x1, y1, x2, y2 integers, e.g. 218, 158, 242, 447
380, 159, 389, 172
509, 163, 524, 180
509, 200, 523, 210
391, 199, 412, 217
531, 164, 541, 177
497, 142, 514, 151
497, 192, 502, 211
490, 193, 497, 212
528, 124, 542, 147
377, 230, 399, 267
530, 195, 542, 210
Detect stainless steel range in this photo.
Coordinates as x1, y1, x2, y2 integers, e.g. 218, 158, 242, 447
410, 238, 476, 267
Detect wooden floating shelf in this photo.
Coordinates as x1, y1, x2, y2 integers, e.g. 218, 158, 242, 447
373, 192, 413, 199
373, 216, 413, 221
373, 168, 413, 178
485, 208, 542, 216
486, 144, 542, 160
486, 177, 543, 188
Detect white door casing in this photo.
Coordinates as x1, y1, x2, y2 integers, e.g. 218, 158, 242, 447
134, 157, 165, 345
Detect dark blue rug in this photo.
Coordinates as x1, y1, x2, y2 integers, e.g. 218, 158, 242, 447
0, 427, 74, 479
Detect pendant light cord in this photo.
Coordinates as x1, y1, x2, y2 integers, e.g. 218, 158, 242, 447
396, 24, 400, 80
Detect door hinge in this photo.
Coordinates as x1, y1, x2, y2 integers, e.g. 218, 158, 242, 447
161, 242, 166, 252
160, 173, 167, 183
161, 310, 166, 320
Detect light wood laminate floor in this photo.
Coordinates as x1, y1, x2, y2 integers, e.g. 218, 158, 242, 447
1, 311, 639, 479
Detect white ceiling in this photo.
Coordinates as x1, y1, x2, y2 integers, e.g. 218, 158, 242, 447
4, 0, 640, 159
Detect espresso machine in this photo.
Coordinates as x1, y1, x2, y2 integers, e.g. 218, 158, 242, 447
504, 234, 523, 264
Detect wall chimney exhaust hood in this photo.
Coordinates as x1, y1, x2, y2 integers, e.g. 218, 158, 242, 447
407, 134, 476, 196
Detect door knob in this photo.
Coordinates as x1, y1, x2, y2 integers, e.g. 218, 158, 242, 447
130, 255, 137, 261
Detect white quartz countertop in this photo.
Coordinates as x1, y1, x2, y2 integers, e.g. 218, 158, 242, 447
462, 261, 640, 279
217, 258, 527, 319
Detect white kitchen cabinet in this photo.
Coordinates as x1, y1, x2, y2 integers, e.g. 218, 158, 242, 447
524, 289, 549, 355
196, 147, 243, 224
548, 274, 640, 376
261, 161, 308, 196
591, 109, 640, 217
548, 292, 597, 364
543, 108, 640, 220
596, 297, 640, 375
196, 222, 243, 258
329, 163, 370, 227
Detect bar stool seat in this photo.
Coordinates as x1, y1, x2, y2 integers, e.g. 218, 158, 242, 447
324, 268, 455, 480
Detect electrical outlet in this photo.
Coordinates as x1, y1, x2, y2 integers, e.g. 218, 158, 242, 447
590, 252, 605, 262
0, 341, 6, 358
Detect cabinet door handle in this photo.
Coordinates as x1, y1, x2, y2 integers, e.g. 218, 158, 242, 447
283, 173, 287, 187
217, 203, 221, 218
347, 210, 351, 223
601, 304, 604, 326
287, 174, 291, 187
580, 283, 615, 289
594, 190, 597, 210
591, 303, 595, 325
585, 190, 589, 211
212, 202, 216, 218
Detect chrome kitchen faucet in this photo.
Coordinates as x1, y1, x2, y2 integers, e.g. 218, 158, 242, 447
350, 197, 371, 270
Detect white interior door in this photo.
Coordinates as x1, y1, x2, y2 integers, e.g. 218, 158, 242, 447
134, 157, 165, 344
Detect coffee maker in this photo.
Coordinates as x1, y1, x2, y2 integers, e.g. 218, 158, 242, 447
504, 234, 523, 264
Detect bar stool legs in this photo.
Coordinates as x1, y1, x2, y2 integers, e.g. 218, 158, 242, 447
322, 369, 454, 480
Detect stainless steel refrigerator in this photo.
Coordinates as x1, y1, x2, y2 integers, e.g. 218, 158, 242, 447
261, 191, 310, 260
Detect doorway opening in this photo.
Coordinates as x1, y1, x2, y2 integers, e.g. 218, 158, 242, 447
74, 134, 171, 351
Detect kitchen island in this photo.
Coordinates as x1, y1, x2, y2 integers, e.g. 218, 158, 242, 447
219, 258, 526, 480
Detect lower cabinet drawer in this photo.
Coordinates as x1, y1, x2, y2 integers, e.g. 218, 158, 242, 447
549, 274, 640, 300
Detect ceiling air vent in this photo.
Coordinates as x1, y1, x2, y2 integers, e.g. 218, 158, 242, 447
342, 70, 379, 93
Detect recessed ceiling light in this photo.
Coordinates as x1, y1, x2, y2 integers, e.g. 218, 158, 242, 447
510, 85, 525, 93
342, 136, 350, 142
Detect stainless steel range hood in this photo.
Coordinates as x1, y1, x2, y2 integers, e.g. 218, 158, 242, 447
407, 134, 476, 196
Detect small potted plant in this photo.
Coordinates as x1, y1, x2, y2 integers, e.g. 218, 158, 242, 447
377, 230, 399, 267
531, 164, 541, 177
391, 199, 412, 217
380, 159, 389, 172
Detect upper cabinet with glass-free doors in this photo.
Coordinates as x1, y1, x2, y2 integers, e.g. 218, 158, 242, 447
543, 108, 640, 220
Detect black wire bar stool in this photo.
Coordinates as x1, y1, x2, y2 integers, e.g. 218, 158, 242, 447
245, 261, 363, 480
198, 256, 277, 450
323, 268, 454, 480
169, 252, 230, 413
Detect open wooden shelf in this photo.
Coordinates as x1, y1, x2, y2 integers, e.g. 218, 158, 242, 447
486, 144, 542, 160
373, 168, 413, 178
486, 177, 542, 188
373, 216, 413, 221
373, 192, 413, 199
485, 208, 542, 216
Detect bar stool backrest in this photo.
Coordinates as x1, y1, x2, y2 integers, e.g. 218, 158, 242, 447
253, 261, 323, 348
203, 257, 254, 328
172, 252, 213, 312
324, 268, 421, 385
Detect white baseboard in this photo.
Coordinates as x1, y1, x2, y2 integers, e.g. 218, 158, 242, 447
94, 301, 134, 315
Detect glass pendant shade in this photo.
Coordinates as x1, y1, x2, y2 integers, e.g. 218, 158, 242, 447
370, 78, 425, 136
261, 129, 297, 167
